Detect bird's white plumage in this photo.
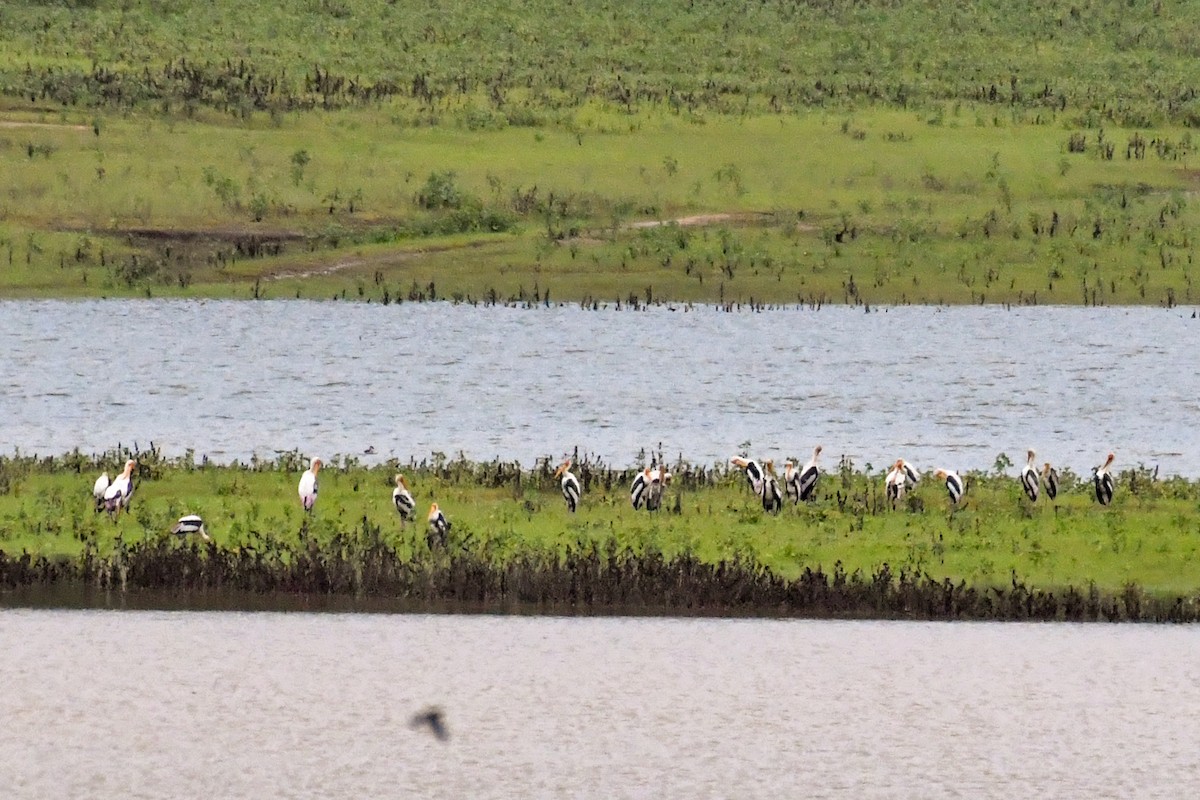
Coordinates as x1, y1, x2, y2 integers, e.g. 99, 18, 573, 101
92, 472, 110, 512
299, 457, 322, 511
171, 514, 210, 540
1020, 449, 1039, 502
555, 459, 582, 513
392, 474, 416, 521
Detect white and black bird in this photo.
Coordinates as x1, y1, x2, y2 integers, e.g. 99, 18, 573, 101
901, 459, 921, 486
630, 468, 650, 510
1020, 449, 1040, 502
797, 445, 822, 502
392, 473, 416, 522
730, 457, 765, 495
92, 471, 110, 513
885, 459, 907, 509
1042, 462, 1059, 501
102, 460, 136, 519
298, 456, 322, 512
1093, 452, 1115, 506
170, 514, 211, 541
760, 460, 783, 514
935, 469, 965, 506
555, 458, 582, 513
427, 502, 451, 549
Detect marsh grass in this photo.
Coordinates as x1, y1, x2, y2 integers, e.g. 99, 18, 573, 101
1, 450, 1198, 610
1, 109, 1197, 305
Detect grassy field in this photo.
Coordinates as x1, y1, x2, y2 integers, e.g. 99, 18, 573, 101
2, 452, 1198, 597
0, 1, 1198, 305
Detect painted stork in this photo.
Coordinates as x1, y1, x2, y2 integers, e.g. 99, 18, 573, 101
102, 460, 136, 519
798, 445, 822, 502
630, 468, 651, 510
1020, 449, 1039, 502
298, 457, 322, 512
645, 465, 666, 512
1042, 463, 1059, 501
760, 460, 783, 514
885, 459, 907, 509
392, 474, 416, 522
901, 459, 921, 486
730, 457, 765, 494
935, 469, 965, 506
555, 458, 582, 513
92, 471, 110, 513
171, 514, 211, 541
427, 502, 451, 549
1093, 452, 1115, 506
783, 460, 800, 505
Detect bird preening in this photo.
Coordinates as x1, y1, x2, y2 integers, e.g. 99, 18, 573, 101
100, 459, 136, 520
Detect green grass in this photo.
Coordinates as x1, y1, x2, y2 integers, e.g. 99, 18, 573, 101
1, 1, 1199, 304
1, 107, 1197, 305
3, 453, 1199, 596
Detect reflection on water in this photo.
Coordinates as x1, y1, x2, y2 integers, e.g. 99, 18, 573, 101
0, 610, 1197, 799
1, 300, 1197, 475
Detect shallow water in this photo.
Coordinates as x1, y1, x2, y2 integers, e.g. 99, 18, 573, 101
2, 300, 1197, 475
0, 610, 1196, 799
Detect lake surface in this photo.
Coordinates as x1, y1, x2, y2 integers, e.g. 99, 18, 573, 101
2, 300, 1197, 475
0, 610, 1196, 799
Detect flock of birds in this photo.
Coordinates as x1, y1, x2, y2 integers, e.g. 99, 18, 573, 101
87, 448, 1120, 545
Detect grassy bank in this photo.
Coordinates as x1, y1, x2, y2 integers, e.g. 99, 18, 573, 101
1, 1, 1198, 305
1, 450, 1198, 610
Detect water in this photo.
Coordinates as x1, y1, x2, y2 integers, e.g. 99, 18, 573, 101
2, 300, 1197, 475
0, 609, 1196, 798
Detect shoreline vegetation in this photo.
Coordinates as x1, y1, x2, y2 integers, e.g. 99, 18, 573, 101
1, 1, 1200, 306
2, 448, 1198, 621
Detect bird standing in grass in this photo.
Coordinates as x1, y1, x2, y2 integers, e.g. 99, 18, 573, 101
760, 460, 783, 514
935, 468, 965, 506
1042, 462, 1059, 500
92, 471, 110, 513
555, 458, 582, 513
102, 460, 136, 519
427, 502, 451, 549
298, 457, 321, 512
797, 445, 822, 502
885, 459, 907, 509
392, 474, 416, 522
730, 457, 765, 495
1020, 449, 1040, 502
1093, 452, 1115, 506
171, 515, 211, 541
630, 468, 650, 510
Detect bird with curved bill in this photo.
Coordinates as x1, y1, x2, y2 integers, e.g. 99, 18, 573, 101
171, 515, 211, 541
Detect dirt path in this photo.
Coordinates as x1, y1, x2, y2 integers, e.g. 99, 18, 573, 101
0, 120, 90, 131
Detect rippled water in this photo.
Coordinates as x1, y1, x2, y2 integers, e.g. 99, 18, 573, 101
2, 300, 1197, 475
0, 610, 1196, 799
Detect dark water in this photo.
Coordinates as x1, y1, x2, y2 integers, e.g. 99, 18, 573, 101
0, 610, 1196, 799
2, 300, 1197, 475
